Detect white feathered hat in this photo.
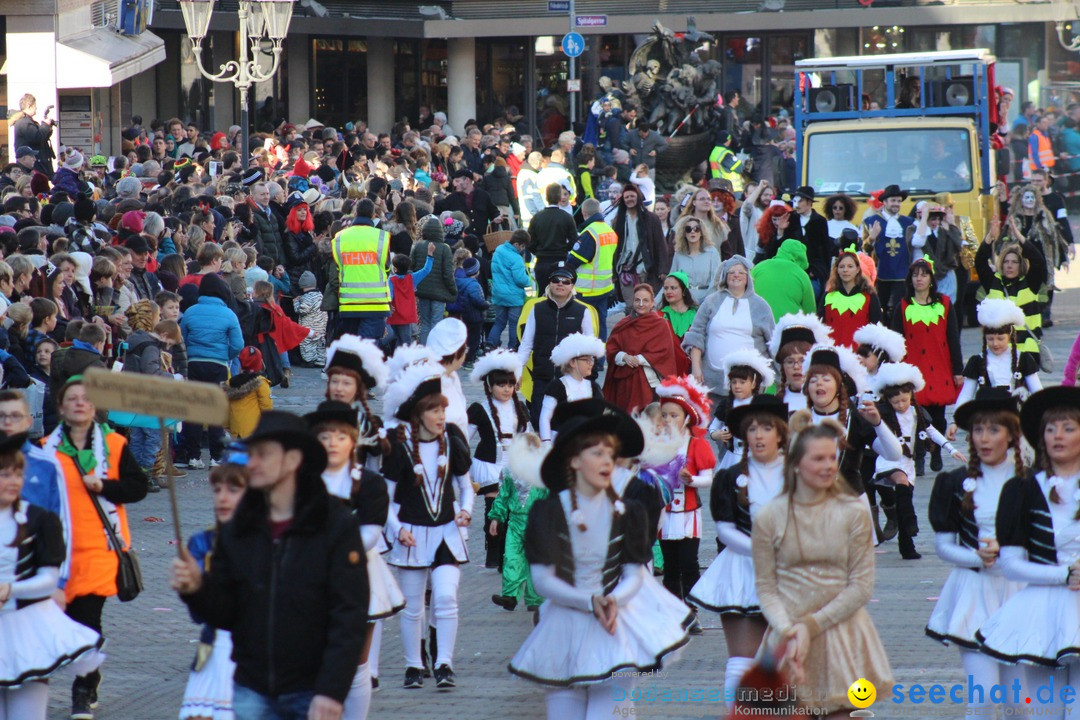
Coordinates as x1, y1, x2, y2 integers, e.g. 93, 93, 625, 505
871, 361, 925, 395
324, 335, 389, 390
721, 348, 776, 390
382, 360, 444, 422
768, 312, 833, 359
387, 343, 437, 382
852, 323, 907, 363
977, 298, 1026, 331
550, 333, 606, 369
802, 343, 870, 395
470, 348, 522, 384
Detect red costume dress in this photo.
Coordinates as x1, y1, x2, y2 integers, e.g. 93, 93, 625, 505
818, 288, 882, 350
603, 311, 690, 414
896, 296, 961, 407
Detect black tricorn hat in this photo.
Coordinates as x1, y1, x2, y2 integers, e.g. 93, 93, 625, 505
952, 386, 1020, 433
542, 399, 645, 491
304, 400, 358, 430
1020, 387, 1080, 447
726, 395, 790, 441
245, 410, 327, 472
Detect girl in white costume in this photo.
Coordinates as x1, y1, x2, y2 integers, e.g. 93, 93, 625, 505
539, 334, 605, 442
769, 313, 833, 417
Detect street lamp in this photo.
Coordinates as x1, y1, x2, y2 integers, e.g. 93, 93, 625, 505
1052, 0, 1080, 52
178, 0, 295, 163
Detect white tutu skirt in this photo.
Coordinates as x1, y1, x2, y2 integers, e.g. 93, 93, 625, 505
925, 567, 1023, 649
686, 548, 760, 616
386, 521, 469, 568
509, 569, 692, 687
367, 547, 406, 619
180, 631, 235, 720
977, 585, 1080, 667
0, 600, 104, 688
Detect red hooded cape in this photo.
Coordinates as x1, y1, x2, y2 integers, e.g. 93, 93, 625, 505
603, 311, 690, 414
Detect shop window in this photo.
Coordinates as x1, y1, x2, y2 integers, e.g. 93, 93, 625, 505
478, 39, 526, 127
535, 36, 569, 147
312, 38, 366, 129
419, 40, 448, 121
719, 36, 763, 117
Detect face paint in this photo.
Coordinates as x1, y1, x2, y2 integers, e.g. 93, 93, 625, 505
1021, 191, 1036, 210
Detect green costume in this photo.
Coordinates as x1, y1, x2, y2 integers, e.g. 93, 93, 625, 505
490, 470, 548, 607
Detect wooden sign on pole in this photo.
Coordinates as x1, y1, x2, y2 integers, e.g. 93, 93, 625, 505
83, 368, 230, 556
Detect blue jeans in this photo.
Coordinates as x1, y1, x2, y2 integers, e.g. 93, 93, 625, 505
128, 426, 161, 472
388, 323, 413, 350
178, 361, 228, 463
336, 313, 387, 342
579, 292, 610, 341
232, 685, 315, 720
486, 305, 523, 349
279, 351, 291, 369
417, 299, 445, 344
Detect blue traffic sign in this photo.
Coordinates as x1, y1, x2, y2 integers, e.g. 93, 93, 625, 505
547, 0, 570, 11
561, 32, 585, 58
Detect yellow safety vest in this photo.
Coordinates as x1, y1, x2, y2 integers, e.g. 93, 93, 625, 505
571, 220, 617, 297
708, 145, 745, 192
332, 224, 391, 313
986, 285, 1042, 356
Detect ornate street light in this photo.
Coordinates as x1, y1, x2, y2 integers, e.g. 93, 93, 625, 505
178, 0, 295, 162
1051, 0, 1080, 52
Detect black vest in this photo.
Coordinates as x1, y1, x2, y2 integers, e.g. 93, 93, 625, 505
532, 298, 589, 384
997, 473, 1058, 566
386, 423, 472, 527
928, 467, 982, 555
467, 401, 527, 464
712, 466, 753, 537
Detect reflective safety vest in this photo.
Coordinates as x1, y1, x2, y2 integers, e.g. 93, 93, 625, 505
708, 145, 744, 192
571, 220, 617, 297
986, 284, 1043, 356
1032, 129, 1055, 169
332, 225, 391, 313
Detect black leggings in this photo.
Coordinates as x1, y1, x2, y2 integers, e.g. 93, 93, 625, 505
66, 594, 106, 689
917, 405, 948, 459
660, 538, 700, 600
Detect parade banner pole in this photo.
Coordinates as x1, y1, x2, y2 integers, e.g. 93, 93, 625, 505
160, 417, 184, 557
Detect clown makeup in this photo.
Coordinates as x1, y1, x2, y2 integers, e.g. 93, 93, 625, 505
1021, 191, 1036, 210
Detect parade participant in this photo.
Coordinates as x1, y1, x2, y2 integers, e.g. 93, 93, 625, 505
426, 317, 469, 433
802, 345, 903, 498
871, 362, 965, 559
171, 411, 369, 720
852, 322, 906, 376
752, 414, 893, 718
658, 272, 697, 340
179, 456, 248, 720
492, 433, 550, 612
44, 377, 148, 720
0, 430, 103, 720
381, 360, 473, 689
603, 283, 689, 414
976, 387, 1080, 714
925, 387, 1026, 718
974, 220, 1047, 368
891, 258, 962, 475
466, 349, 529, 571
768, 312, 832, 416
539, 333, 605, 442
508, 400, 691, 719
817, 242, 882, 350
949, 300, 1042, 424
865, 184, 915, 318
323, 335, 390, 468
305, 400, 404, 720
687, 395, 788, 706
709, 348, 775, 470
650, 375, 715, 624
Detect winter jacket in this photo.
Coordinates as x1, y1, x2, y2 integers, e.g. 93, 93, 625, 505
750, 239, 816, 320
489, 242, 531, 307
13, 114, 55, 174
121, 330, 169, 377
527, 207, 578, 260
167, 341, 188, 379
50, 342, 105, 399
447, 270, 490, 323
481, 166, 519, 216
283, 230, 318, 295
612, 208, 669, 288
435, 189, 500, 236
182, 464, 368, 704
50, 167, 82, 199
625, 129, 668, 170
129, 267, 162, 301
224, 372, 273, 439
410, 239, 457, 304
251, 202, 286, 265
180, 296, 244, 365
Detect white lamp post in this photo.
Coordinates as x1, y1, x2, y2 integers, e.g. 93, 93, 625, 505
1052, 0, 1080, 52
178, 0, 294, 162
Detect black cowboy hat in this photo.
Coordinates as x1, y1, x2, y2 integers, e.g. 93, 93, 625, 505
726, 396, 790, 441
953, 387, 1020, 433
881, 184, 908, 201
303, 400, 358, 430
326, 349, 380, 391
394, 376, 443, 423
245, 410, 327, 472
1020, 387, 1080, 447
542, 399, 645, 492
792, 186, 815, 202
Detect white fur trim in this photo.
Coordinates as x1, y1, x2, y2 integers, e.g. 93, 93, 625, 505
852, 323, 906, 363
387, 343, 437, 382
470, 348, 523, 384
325, 334, 389, 389
550, 333, 606, 369
721, 348, 776, 389
507, 433, 549, 489
802, 343, 870, 395
977, 299, 1026, 330
871, 361, 926, 394
634, 413, 686, 467
768, 312, 833, 358
381, 360, 444, 422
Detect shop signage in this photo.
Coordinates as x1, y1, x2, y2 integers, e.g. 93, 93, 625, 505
575, 15, 607, 27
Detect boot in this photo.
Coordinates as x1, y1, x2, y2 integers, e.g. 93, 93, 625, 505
491, 594, 517, 611
930, 444, 943, 472
880, 503, 898, 542
483, 497, 504, 569
914, 437, 925, 477
281, 367, 291, 389
895, 484, 921, 559
869, 504, 884, 544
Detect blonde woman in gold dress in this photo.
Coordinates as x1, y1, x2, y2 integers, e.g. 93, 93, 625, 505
751, 413, 892, 717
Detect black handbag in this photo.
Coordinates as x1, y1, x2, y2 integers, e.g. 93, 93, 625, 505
81, 460, 143, 602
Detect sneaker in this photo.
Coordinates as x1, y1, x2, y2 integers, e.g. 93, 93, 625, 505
403, 667, 423, 689
174, 458, 206, 470
371, 676, 380, 692
71, 686, 94, 719
144, 478, 161, 494
434, 664, 456, 688
209, 458, 223, 468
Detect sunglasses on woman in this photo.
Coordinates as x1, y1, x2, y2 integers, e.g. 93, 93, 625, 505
686, 225, 701, 233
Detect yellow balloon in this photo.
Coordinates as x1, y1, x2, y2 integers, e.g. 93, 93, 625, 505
848, 678, 877, 709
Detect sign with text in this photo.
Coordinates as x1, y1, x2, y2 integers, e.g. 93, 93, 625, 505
547, 0, 570, 11
83, 368, 228, 426
575, 15, 607, 27
567, 78, 582, 92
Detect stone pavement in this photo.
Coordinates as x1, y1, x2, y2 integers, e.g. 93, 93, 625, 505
44, 308, 1080, 720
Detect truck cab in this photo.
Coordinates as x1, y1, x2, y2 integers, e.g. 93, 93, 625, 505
794, 49, 997, 236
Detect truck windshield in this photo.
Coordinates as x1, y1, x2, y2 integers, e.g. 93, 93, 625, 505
805, 127, 973, 196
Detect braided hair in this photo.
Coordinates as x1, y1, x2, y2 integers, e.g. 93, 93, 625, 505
805, 364, 849, 428
981, 325, 1020, 391
879, 383, 918, 459
736, 411, 789, 508
400, 393, 450, 487
484, 369, 528, 439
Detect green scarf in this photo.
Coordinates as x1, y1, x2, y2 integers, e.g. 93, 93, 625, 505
57, 425, 101, 473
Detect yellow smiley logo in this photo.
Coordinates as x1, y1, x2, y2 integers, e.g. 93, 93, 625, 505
848, 678, 876, 709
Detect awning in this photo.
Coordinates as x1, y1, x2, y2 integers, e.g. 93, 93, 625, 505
56, 28, 165, 89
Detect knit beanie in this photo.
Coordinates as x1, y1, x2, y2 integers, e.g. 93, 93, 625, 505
115, 176, 142, 200
463, 258, 481, 277
125, 299, 157, 332
420, 216, 444, 243
74, 195, 97, 223
51, 202, 75, 227
30, 172, 50, 197
120, 211, 146, 235
239, 345, 264, 374
298, 271, 317, 290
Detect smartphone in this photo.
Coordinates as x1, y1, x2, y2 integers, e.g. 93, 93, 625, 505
209, 161, 222, 177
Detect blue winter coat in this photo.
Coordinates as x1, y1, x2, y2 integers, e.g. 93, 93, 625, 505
489, 242, 531, 307
447, 270, 490, 323
180, 296, 244, 364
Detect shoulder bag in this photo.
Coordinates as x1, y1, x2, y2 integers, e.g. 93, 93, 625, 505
80, 457, 143, 602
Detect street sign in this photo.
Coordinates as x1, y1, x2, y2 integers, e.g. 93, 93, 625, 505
547, 0, 570, 11
561, 32, 585, 58
84, 367, 229, 426
575, 15, 607, 27
567, 79, 582, 93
